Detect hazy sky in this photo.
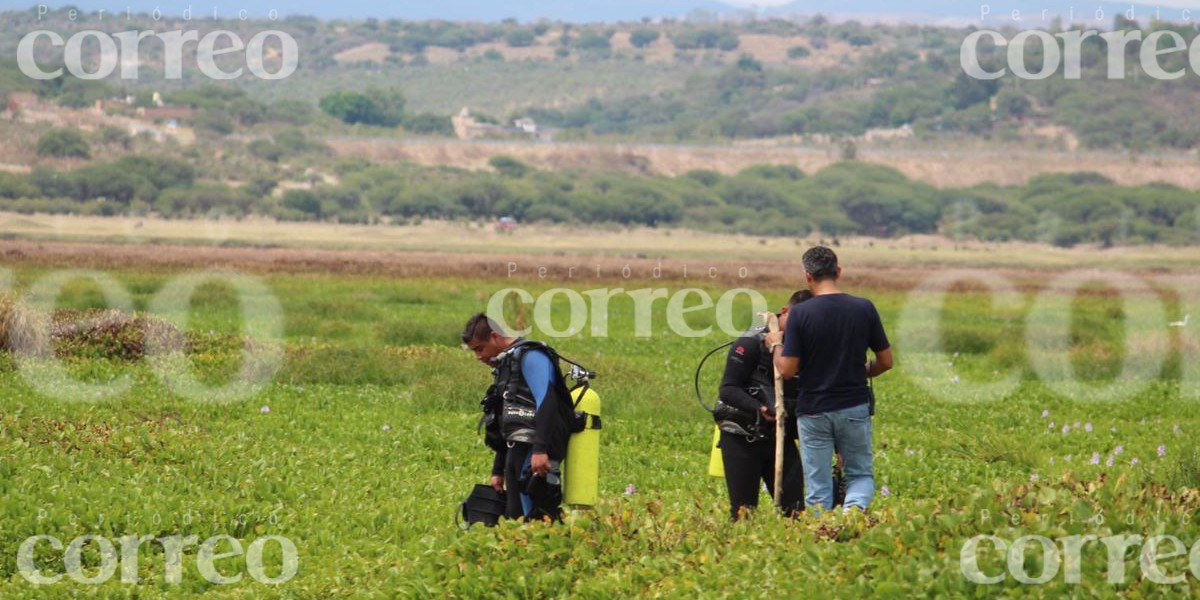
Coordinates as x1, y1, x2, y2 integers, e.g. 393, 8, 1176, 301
5, 0, 1200, 18
726, 1, 1200, 7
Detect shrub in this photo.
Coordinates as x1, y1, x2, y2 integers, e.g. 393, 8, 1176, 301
848, 34, 874, 47
283, 189, 322, 217
505, 30, 536, 47
50, 308, 183, 361
248, 139, 284, 162
630, 29, 661, 48
97, 126, 133, 149
787, 45, 811, 59
319, 89, 406, 127
671, 28, 739, 51
404, 113, 453, 135
36, 128, 90, 158
192, 110, 235, 135
0, 173, 38, 199
0, 294, 48, 356
0, 298, 187, 362
489, 155, 530, 178
572, 30, 613, 51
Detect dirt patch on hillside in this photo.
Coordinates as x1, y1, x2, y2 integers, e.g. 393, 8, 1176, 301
333, 42, 391, 64
0, 163, 31, 174
611, 30, 679, 63
736, 35, 861, 67
421, 46, 463, 65
471, 41, 557, 61
737, 34, 803, 63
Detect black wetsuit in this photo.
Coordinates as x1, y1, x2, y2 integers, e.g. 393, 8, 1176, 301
716, 331, 804, 520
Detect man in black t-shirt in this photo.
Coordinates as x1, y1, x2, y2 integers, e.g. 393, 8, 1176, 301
714, 290, 810, 520
765, 246, 893, 512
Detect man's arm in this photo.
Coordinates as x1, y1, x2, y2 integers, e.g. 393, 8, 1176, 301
719, 338, 775, 419
763, 329, 799, 380
868, 347, 893, 378
866, 302, 893, 379
773, 347, 799, 380
521, 350, 555, 477
490, 451, 506, 493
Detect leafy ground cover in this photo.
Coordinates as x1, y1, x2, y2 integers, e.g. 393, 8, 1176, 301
0, 259, 1196, 597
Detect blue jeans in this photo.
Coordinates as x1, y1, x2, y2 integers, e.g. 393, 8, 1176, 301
797, 402, 874, 511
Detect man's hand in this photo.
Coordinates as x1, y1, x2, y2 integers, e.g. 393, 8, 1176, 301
491, 475, 504, 493
530, 452, 550, 477
867, 348, 894, 378
759, 405, 776, 423
764, 330, 783, 349
760, 311, 781, 334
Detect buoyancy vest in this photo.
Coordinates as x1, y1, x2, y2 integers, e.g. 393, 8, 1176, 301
491, 339, 573, 460
717, 330, 798, 440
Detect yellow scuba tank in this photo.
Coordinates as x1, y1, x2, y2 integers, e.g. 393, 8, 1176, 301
708, 424, 724, 478
564, 386, 601, 506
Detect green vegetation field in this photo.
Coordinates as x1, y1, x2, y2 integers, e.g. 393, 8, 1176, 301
0, 243, 1198, 597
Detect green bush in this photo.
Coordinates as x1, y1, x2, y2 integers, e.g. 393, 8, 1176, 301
156, 184, 252, 218
670, 28, 739, 51
50, 77, 114, 109
0, 173, 38, 199
848, 34, 874, 47
630, 28, 661, 48
505, 29, 536, 47
96, 126, 133, 149
248, 139, 284, 162
191, 110, 235, 135
282, 189, 322, 217
36, 128, 90, 158
404, 113, 453, 135
489, 155, 530, 178
319, 89, 406, 127
572, 30, 613, 51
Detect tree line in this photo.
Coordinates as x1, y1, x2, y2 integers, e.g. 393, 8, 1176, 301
1, 155, 1196, 247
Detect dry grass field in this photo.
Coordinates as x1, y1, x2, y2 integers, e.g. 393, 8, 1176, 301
1, 214, 1196, 287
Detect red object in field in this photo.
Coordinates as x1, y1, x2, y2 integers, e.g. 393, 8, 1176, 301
495, 217, 517, 232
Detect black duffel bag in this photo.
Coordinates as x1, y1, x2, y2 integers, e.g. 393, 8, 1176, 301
459, 484, 506, 528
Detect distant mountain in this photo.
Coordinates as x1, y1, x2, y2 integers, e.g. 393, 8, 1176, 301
27, 0, 1200, 23
30, 0, 738, 22
760, 0, 1194, 27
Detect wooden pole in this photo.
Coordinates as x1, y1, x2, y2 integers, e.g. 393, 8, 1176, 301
762, 312, 786, 509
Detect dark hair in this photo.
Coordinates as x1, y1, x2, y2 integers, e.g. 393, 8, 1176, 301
461, 312, 501, 343
802, 246, 839, 281
786, 289, 814, 306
